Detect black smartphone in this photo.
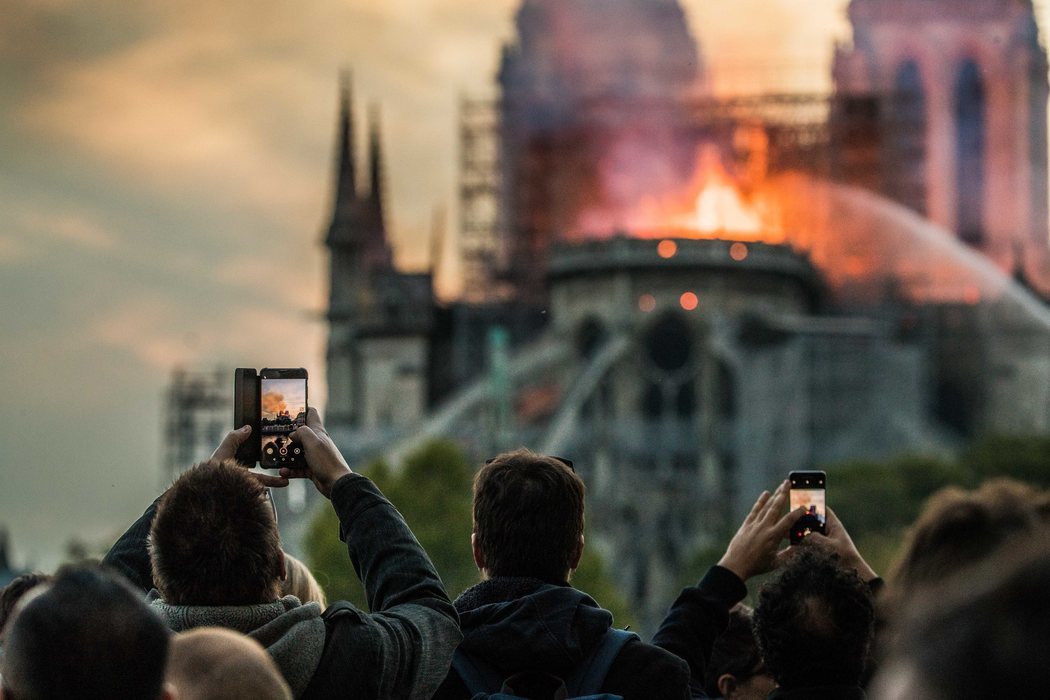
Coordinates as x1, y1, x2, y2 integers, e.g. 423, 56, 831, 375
259, 368, 308, 469
789, 470, 827, 544
233, 368, 260, 467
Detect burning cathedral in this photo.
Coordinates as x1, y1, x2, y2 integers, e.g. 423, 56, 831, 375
321, 0, 1050, 626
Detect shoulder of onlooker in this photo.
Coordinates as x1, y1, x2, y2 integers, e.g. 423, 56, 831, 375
604, 637, 691, 697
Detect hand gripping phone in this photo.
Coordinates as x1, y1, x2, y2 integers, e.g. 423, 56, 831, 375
789, 470, 827, 544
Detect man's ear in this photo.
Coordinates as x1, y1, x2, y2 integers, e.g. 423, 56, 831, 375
162, 681, 179, 699
569, 534, 585, 571
471, 532, 487, 576
717, 674, 738, 699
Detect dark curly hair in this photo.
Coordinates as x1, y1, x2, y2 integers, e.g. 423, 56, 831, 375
753, 548, 875, 690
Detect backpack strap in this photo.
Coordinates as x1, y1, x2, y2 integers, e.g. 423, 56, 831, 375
451, 648, 510, 696
564, 628, 639, 697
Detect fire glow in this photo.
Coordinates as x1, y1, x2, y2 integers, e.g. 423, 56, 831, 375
572, 139, 1035, 308
629, 145, 783, 243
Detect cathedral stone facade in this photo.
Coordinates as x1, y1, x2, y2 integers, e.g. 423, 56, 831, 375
833, 0, 1048, 268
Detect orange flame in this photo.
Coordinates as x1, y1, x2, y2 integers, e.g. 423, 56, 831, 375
629, 144, 782, 241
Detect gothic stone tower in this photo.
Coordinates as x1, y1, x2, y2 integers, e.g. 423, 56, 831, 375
324, 77, 433, 440
498, 0, 705, 301
832, 0, 1049, 269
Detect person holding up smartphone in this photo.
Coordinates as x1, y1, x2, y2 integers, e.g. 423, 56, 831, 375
652, 479, 880, 699
102, 407, 462, 700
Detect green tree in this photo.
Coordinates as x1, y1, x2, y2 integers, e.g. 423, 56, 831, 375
573, 547, 637, 630
379, 440, 478, 599
962, 435, 1050, 487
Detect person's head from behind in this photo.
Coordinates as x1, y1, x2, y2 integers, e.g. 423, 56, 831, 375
873, 538, 1050, 699
280, 552, 327, 608
753, 548, 874, 691
0, 566, 172, 700
149, 459, 285, 606
0, 573, 52, 643
704, 605, 775, 700
889, 478, 1040, 602
472, 448, 585, 583
167, 627, 292, 700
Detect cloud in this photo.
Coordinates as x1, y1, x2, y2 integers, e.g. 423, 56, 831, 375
18, 36, 323, 226
88, 294, 324, 370
18, 208, 116, 250
0, 235, 28, 264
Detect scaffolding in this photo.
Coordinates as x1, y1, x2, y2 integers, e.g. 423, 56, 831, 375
458, 96, 503, 303
162, 367, 229, 484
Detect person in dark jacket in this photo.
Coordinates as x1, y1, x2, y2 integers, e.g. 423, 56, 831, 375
103, 408, 461, 700
653, 482, 880, 700
432, 448, 691, 700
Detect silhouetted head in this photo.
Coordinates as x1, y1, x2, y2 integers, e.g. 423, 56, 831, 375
167, 627, 292, 700
0, 572, 52, 642
472, 448, 585, 583
149, 459, 284, 605
0, 566, 171, 699
873, 537, 1050, 699
753, 548, 874, 691
704, 605, 775, 700
889, 478, 1041, 602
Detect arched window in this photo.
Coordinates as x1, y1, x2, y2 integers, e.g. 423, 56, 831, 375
646, 313, 691, 371
886, 60, 927, 215
955, 59, 986, 246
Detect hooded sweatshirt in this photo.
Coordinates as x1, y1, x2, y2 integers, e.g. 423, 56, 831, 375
432, 577, 690, 700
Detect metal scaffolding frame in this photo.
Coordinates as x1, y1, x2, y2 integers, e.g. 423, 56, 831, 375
458, 96, 503, 303
162, 367, 228, 485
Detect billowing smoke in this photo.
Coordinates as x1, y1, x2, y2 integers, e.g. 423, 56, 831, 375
261, 392, 287, 415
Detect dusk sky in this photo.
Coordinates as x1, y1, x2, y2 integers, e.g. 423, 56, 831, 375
1, 0, 1046, 568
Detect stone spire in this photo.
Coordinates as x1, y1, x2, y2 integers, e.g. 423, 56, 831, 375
367, 104, 387, 235
326, 71, 359, 249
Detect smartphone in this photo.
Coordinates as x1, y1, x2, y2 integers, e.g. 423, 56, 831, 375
789, 470, 826, 544
259, 368, 308, 469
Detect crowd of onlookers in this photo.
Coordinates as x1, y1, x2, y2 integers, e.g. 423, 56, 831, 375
2, 406, 1049, 699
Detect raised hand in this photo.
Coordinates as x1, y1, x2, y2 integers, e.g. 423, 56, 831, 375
281, 407, 353, 498
210, 425, 289, 488
718, 480, 807, 581
800, 506, 878, 582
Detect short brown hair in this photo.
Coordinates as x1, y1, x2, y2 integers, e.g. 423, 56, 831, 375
150, 460, 283, 605
473, 448, 585, 582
